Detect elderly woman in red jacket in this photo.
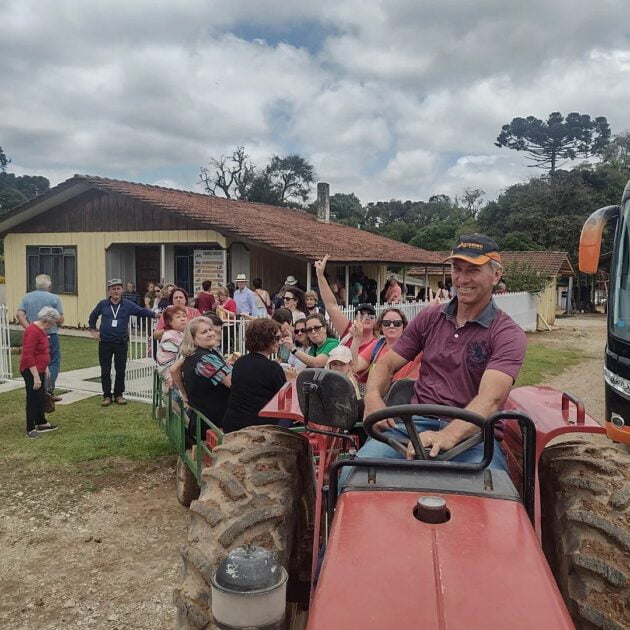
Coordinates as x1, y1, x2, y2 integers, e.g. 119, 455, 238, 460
20, 306, 62, 438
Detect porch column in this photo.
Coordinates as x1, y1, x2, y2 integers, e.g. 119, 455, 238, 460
567, 276, 573, 314
402, 265, 407, 303
424, 267, 429, 302
345, 265, 350, 308
306, 262, 312, 292
376, 271, 382, 306
442, 265, 446, 283
160, 244, 166, 283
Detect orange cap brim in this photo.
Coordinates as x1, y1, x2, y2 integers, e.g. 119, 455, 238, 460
443, 251, 501, 265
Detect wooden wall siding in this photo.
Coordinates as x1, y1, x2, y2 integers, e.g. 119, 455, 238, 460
537, 280, 557, 328
14, 190, 201, 233
4, 229, 226, 327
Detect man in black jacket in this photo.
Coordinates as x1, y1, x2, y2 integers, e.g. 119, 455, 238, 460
88, 278, 156, 406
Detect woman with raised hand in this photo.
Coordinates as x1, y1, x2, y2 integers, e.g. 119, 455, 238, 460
350, 308, 421, 381
314, 254, 379, 380
222, 319, 287, 433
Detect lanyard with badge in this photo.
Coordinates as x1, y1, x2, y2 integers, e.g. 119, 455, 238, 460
111, 303, 121, 327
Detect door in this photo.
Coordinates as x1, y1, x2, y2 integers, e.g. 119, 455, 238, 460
135, 246, 161, 296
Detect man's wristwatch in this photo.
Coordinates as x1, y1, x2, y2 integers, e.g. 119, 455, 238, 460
291, 348, 298, 355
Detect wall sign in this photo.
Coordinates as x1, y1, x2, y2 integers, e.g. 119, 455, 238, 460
193, 249, 226, 294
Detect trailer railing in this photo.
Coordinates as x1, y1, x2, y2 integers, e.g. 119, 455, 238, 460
0, 305, 12, 382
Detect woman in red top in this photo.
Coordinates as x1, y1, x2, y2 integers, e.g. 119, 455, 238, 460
20, 306, 62, 438
154, 287, 201, 341
314, 254, 378, 383
350, 308, 421, 382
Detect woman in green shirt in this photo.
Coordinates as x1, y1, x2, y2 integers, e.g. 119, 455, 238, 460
283, 313, 339, 368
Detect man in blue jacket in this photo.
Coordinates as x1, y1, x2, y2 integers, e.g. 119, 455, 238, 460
88, 278, 156, 406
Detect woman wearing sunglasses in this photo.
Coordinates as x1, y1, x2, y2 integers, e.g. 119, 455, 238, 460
351, 308, 421, 380
282, 287, 308, 324
283, 313, 339, 368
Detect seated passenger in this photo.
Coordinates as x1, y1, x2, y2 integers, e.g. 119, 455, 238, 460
284, 313, 339, 368
171, 316, 232, 430
326, 345, 361, 398
351, 308, 421, 382
360, 235, 526, 472
222, 319, 287, 433
155, 305, 187, 390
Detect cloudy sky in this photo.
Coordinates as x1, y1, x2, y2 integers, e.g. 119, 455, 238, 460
1, 0, 629, 205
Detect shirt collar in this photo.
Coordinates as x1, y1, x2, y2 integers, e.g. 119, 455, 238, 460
441, 297, 498, 328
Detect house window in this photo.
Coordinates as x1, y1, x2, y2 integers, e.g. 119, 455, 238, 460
26, 246, 77, 294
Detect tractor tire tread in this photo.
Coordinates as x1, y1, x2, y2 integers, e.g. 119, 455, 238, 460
174, 425, 315, 630
540, 441, 630, 629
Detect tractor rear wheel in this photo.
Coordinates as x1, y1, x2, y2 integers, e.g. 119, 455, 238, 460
176, 452, 201, 507
540, 439, 630, 629
173, 425, 315, 630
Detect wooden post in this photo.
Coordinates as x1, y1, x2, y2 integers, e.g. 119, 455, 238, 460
376, 269, 382, 306
402, 265, 407, 303
345, 265, 350, 308
306, 262, 312, 292
160, 244, 166, 283
424, 267, 429, 302
567, 276, 573, 315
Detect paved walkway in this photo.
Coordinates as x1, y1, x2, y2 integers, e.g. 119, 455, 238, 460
0, 360, 154, 404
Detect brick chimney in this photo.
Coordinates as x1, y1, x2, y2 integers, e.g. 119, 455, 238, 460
317, 182, 330, 223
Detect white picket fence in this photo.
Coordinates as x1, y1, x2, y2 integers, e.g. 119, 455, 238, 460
0, 292, 537, 399
0, 305, 12, 382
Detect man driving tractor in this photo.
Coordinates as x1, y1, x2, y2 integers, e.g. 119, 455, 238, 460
360, 234, 527, 470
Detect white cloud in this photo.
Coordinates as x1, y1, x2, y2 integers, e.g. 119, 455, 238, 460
1, 0, 629, 204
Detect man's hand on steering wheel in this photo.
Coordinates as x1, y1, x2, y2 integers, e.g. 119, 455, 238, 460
405, 429, 460, 459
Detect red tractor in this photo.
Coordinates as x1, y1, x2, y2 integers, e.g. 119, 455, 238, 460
170, 369, 629, 629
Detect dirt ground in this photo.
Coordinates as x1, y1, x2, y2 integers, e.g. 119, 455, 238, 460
0, 315, 612, 630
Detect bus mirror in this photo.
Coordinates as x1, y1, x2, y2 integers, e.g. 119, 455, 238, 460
579, 205, 619, 274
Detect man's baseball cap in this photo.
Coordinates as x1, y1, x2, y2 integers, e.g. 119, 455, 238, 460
444, 234, 501, 265
355, 303, 376, 316
107, 278, 124, 287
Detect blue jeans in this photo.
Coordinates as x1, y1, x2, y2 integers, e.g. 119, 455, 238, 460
341, 417, 508, 486
47, 333, 61, 392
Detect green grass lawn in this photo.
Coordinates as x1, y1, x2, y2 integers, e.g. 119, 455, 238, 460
516, 342, 584, 387
10, 333, 113, 375
0, 388, 173, 474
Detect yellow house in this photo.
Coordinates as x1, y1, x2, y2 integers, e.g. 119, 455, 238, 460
0, 175, 443, 327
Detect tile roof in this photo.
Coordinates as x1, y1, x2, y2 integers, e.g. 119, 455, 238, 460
410, 250, 574, 276
37, 175, 442, 265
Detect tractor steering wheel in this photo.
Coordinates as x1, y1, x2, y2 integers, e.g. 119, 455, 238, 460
363, 404, 487, 461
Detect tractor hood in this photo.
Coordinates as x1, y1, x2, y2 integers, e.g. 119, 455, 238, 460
307, 491, 573, 630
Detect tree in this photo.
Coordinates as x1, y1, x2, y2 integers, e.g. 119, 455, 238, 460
495, 112, 610, 173
601, 132, 630, 172
264, 154, 315, 205
199, 146, 256, 199
0, 146, 9, 173
500, 232, 542, 251
458, 188, 486, 219
501, 260, 551, 294
329, 193, 365, 227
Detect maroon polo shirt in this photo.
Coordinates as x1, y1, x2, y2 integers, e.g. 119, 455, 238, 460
392, 298, 526, 411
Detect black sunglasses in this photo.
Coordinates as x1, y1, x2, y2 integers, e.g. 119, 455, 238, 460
283, 295, 296, 301
381, 319, 404, 328
305, 325, 324, 334
295, 329, 306, 335
274, 334, 283, 341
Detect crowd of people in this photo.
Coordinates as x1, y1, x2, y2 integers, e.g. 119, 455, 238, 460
17, 237, 518, 466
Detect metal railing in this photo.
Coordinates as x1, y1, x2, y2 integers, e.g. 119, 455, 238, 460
0, 305, 12, 382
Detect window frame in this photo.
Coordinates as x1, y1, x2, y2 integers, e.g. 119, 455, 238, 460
25, 245, 78, 295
